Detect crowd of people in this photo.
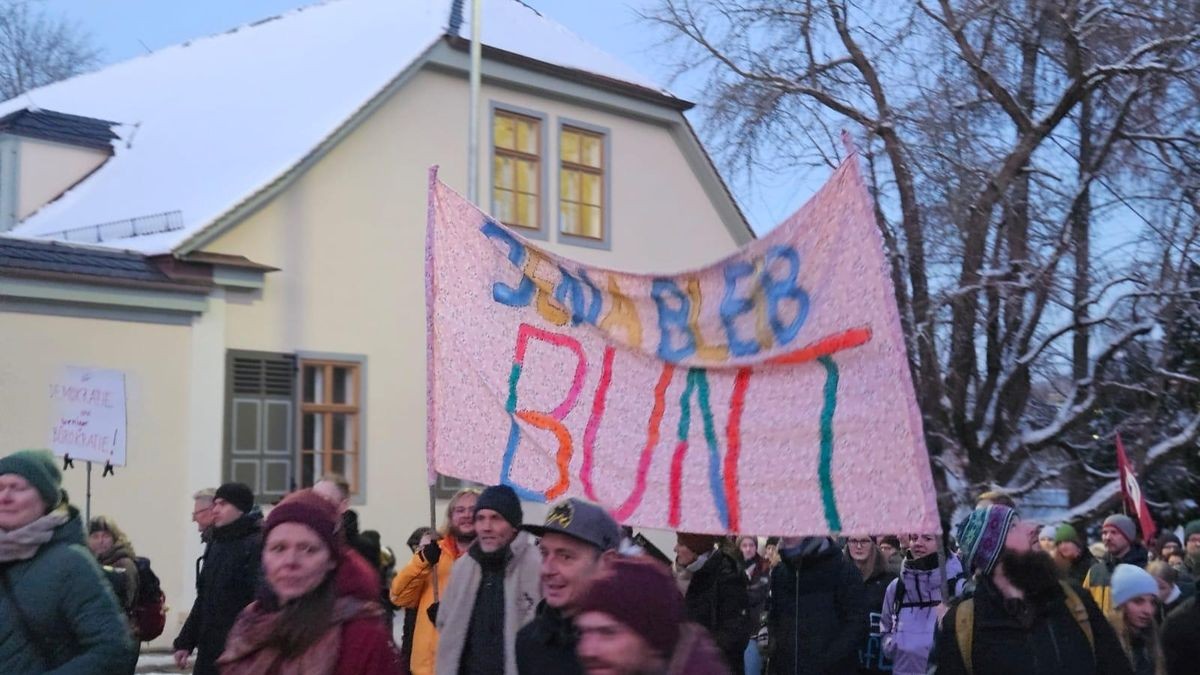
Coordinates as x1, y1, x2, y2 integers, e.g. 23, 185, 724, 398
2, 446, 1200, 675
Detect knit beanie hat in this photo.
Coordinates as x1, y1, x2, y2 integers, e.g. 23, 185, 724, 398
677, 532, 721, 555
956, 504, 1017, 575
265, 489, 341, 554
214, 482, 255, 515
475, 484, 522, 528
0, 449, 62, 511
1184, 520, 1200, 542
1111, 564, 1159, 608
1055, 524, 1082, 546
578, 557, 684, 656
1039, 525, 1057, 541
1103, 514, 1137, 544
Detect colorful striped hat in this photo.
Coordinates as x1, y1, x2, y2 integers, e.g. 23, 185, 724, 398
956, 504, 1017, 575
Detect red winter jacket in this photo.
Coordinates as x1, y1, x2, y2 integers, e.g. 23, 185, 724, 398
220, 548, 402, 675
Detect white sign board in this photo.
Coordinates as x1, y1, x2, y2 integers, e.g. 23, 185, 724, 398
49, 367, 127, 466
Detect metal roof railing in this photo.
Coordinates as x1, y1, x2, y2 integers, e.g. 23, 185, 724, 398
39, 210, 185, 244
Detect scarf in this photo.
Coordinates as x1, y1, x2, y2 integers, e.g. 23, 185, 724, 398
218, 596, 381, 675
0, 506, 68, 563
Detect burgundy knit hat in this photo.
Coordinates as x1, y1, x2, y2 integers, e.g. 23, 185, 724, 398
264, 489, 341, 554
577, 557, 684, 655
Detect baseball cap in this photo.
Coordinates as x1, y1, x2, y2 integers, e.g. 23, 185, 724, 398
523, 498, 620, 552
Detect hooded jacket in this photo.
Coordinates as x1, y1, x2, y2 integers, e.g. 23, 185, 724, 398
392, 536, 465, 675
218, 546, 402, 675
434, 532, 541, 675
929, 575, 1133, 675
174, 510, 263, 675
0, 505, 134, 674
880, 552, 965, 674
1084, 544, 1150, 614
768, 537, 868, 675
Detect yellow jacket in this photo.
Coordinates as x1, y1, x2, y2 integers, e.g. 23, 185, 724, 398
390, 537, 463, 675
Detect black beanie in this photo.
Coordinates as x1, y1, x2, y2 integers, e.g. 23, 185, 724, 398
475, 484, 522, 528
215, 482, 255, 515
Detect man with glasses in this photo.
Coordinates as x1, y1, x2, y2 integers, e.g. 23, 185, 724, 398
391, 488, 480, 675
189, 488, 216, 594
191, 487, 216, 542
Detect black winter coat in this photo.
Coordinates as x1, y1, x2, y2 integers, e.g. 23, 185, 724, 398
173, 511, 262, 675
857, 565, 896, 674
459, 544, 508, 675
515, 601, 583, 675
929, 577, 1133, 675
768, 542, 868, 675
686, 550, 751, 674
1163, 594, 1200, 675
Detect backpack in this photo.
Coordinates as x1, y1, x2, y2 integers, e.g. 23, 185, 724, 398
890, 568, 964, 617
129, 557, 167, 641
953, 580, 1094, 675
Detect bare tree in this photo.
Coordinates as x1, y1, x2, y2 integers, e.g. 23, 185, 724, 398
648, 0, 1200, 521
0, 0, 99, 101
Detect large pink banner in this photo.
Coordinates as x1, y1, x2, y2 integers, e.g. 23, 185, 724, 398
426, 155, 939, 536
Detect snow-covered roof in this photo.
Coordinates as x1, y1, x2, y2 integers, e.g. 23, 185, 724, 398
0, 0, 677, 254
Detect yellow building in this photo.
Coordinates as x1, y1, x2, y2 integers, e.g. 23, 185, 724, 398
0, 0, 750, 645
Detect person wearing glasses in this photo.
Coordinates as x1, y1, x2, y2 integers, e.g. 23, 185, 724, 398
390, 488, 480, 675
844, 536, 897, 674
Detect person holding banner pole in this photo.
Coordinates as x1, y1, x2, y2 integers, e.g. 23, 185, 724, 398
391, 488, 479, 675
434, 484, 541, 675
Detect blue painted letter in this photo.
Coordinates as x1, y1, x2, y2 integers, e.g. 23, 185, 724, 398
762, 246, 809, 346
720, 261, 760, 357
652, 278, 697, 362
481, 220, 534, 307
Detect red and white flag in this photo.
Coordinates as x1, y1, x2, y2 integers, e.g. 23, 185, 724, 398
1115, 432, 1157, 545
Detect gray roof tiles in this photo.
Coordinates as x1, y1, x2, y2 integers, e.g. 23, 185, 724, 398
0, 236, 170, 283
0, 108, 118, 152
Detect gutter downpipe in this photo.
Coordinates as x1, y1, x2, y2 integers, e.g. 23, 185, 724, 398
467, 0, 483, 204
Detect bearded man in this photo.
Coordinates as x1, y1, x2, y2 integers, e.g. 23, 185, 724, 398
390, 488, 480, 675
930, 504, 1132, 675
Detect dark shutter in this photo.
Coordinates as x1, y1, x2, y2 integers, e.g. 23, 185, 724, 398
224, 351, 296, 502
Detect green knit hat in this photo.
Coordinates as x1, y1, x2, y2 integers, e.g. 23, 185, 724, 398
1185, 520, 1200, 542
0, 449, 63, 511
1054, 524, 1081, 546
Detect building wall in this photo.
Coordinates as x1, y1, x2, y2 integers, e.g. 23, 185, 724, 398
17, 138, 109, 220
0, 309, 196, 646
203, 67, 741, 553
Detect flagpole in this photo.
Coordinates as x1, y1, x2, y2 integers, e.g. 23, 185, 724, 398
467, 0, 483, 204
